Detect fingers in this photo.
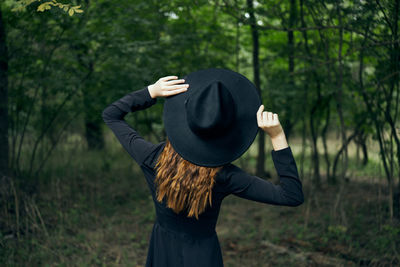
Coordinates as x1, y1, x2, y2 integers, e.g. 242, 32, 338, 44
256, 105, 264, 126
263, 112, 276, 123
256, 104, 279, 126
262, 110, 268, 123
163, 87, 188, 96
165, 79, 186, 85
165, 84, 189, 90
160, 76, 178, 82
161, 77, 189, 90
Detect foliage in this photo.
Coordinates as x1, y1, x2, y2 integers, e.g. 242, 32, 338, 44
8, 0, 83, 16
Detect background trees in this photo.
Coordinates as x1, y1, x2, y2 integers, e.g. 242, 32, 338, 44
1, 0, 399, 265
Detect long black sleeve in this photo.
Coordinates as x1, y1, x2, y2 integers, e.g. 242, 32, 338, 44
101, 87, 158, 166
220, 146, 304, 206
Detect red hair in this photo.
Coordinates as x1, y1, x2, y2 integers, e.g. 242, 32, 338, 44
154, 139, 223, 219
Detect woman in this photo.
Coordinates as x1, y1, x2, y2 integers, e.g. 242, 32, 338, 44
102, 68, 304, 267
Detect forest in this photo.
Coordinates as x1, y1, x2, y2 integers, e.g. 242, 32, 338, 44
0, 0, 399, 266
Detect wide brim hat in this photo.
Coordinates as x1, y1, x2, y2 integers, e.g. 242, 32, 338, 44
163, 67, 261, 167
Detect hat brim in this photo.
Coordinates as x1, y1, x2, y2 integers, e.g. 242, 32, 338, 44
163, 68, 261, 167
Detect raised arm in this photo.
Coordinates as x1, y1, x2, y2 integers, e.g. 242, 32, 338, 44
101, 87, 158, 165
101, 76, 189, 166
220, 104, 304, 206
222, 147, 304, 206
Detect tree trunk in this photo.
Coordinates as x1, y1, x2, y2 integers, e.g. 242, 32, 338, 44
83, 86, 104, 150
70, 2, 104, 151
81, 61, 103, 150
300, 0, 324, 185
335, 2, 348, 184
389, 0, 400, 219
354, 132, 368, 166
321, 103, 332, 183
284, 0, 296, 141
309, 104, 321, 186
235, 0, 240, 72
247, 0, 266, 177
0, 8, 9, 178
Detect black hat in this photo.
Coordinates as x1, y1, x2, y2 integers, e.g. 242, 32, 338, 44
163, 67, 261, 167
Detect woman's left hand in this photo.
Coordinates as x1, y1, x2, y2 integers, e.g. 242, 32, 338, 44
148, 76, 189, 99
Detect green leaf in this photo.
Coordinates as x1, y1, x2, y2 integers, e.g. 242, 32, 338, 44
68, 9, 74, 16
37, 3, 47, 12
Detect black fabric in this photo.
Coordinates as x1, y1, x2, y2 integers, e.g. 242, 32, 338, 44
163, 68, 261, 167
102, 87, 304, 267
185, 80, 236, 138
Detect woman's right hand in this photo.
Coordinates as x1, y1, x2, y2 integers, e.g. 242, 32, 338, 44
256, 105, 288, 150
148, 76, 189, 99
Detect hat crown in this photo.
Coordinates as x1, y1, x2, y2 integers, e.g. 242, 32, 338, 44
185, 80, 236, 138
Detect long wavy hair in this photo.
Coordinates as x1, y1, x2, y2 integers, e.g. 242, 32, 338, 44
154, 139, 223, 219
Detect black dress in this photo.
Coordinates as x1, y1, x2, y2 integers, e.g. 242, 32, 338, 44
102, 87, 304, 267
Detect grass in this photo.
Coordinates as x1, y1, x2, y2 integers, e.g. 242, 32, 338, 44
1, 132, 399, 266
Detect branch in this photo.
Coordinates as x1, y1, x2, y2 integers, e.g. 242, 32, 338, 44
33, 109, 81, 177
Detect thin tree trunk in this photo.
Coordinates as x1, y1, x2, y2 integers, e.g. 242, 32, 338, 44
354, 132, 368, 166
284, 0, 296, 141
332, 2, 348, 225
0, 8, 9, 178
309, 104, 320, 186
335, 2, 348, 184
389, 0, 400, 219
374, 0, 400, 220
82, 67, 102, 150
247, 0, 266, 177
71, 0, 104, 151
300, 0, 323, 186
358, 24, 394, 220
235, 0, 240, 72
321, 103, 332, 182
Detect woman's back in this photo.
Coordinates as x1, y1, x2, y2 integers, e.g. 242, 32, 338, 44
141, 142, 223, 236
140, 142, 224, 266
137, 140, 303, 267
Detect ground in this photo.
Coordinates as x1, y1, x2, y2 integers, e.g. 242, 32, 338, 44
1, 136, 399, 266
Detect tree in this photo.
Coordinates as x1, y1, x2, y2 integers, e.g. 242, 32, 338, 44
0, 7, 8, 178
